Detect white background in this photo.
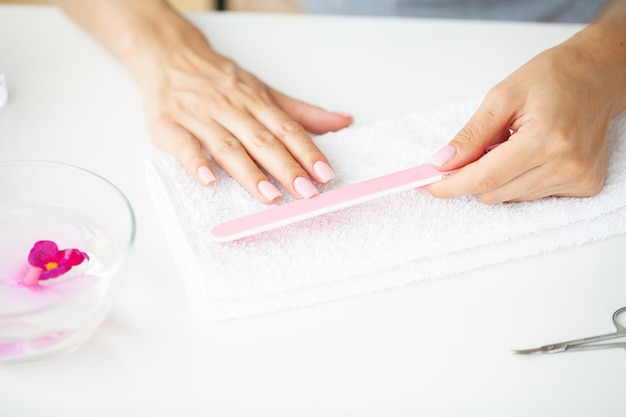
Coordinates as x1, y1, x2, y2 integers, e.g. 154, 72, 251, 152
1, 6, 625, 416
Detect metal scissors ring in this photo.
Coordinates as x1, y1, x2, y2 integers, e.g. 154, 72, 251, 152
514, 306, 626, 354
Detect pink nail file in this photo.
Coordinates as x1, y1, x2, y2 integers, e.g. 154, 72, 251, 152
211, 163, 452, 242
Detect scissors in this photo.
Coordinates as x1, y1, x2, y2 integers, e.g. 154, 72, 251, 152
514, 306, 626, 354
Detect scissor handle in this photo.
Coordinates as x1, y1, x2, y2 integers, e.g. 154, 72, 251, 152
612, 306, 626, 331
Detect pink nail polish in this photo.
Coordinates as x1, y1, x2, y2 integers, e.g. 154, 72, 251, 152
258, 180, 282, 202
197, 166, 216, 185
331, 111, 353, 119
430, 145, 456, 167
313, 161, 335, 183
293, 176, 319, 199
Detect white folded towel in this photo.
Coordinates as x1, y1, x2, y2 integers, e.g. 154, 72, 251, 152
146, 99, 626, 321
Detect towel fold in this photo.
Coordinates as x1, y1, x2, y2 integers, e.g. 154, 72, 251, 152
146, 98, 626, 321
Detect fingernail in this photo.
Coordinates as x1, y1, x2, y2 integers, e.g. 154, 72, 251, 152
197, 166, 216, 185
313, 160, 335, 183
293, 176, 319, 199
430, 145, 456, 167
258, 180, 282, 202
331, 111, 353, 119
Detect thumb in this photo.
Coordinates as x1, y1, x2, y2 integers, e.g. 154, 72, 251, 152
268, 87, 353, 134
430, 98, 513, 170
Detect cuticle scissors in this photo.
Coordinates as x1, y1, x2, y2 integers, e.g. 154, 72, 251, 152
514, 306, 626, 354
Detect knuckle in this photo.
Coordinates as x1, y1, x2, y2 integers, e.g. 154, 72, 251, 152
197, 88, 237, 114
246, 87, 273, 107
587, 177, 605, 196
575, 169, 605, 196
275, 119, 305, 140
208, 91, 235, 111
453, 84, 516, 148
220, 59, 238, 77
251, 130, 278, 149
282, 161, 305, 176
214, 136, 243, 158
455, 119, 484, 146
149, 107, 181, 134
266, 160, 305, 185
474, 171, 500, 194
559, 154, 587, 179
553, 150, 606, 197
545, 127, 575, 155
485, 83, 510, 106
213, 60, 241, 89
152, 110, 175, 127
156, 129, 194, 154
217, 63, 271, 105
168, 132, 192, 152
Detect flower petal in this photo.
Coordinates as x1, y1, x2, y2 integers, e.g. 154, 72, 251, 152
65, 249, 89, 267
27, 241, 89, 281
27, 240, 59, 268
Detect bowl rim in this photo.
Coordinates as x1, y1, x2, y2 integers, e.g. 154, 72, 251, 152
0, 160, 136, 319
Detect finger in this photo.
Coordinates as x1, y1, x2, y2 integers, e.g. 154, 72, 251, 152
193, 121, 284, 205
483, 135, 608, 203
427, 134, 541, 200
475, 165, 546, 204
506, 189, 556, 203
252, 104, 337, 184
476, 162, 590, 203
268, 88, 353, 134
215, 111, 321, 199
430, 90, 518, 170
151, 122, 217, 187
506, 169, 606, 202
504, 180, 573, 202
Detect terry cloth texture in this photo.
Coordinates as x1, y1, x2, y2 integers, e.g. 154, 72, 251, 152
146, 98, 626, 320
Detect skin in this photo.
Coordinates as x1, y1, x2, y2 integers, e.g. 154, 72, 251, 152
52, 0, 626, 205
52, 0, 353, 204
427, 14, 626, 203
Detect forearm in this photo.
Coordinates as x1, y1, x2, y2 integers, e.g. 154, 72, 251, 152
562, 14, 626, 117
51, 0, 215, 82
594, 0, 626, 21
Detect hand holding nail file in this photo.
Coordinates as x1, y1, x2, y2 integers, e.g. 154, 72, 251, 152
211, 145, 499, 242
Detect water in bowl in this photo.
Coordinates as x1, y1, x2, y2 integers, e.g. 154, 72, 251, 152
0, 204, 123, 365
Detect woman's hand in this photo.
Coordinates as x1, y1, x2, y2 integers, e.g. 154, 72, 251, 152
54, 0, 352, 204
135, 20, 352, 204
427, 16, 626, 203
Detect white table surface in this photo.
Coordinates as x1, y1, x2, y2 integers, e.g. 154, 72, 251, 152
1, 5, 625, 416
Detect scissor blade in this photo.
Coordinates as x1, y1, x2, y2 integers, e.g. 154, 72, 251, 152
514, 335, 626, 355
513, 343, 569, 355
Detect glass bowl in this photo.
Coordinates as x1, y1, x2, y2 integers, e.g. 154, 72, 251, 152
0, 161, 135, 366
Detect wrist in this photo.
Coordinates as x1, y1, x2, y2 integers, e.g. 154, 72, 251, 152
566, 16, 626, 117
113, 2, 216, 83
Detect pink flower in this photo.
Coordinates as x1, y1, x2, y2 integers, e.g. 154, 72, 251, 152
23, 240, 89, 286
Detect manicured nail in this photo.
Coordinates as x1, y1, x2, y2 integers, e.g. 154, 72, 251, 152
430, 145, 456, 167
331, 111, 353, 118
258, 180, 282, 202
313, 160, 335, 183
197, 166, 216, 185
293, 176, 319, 199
